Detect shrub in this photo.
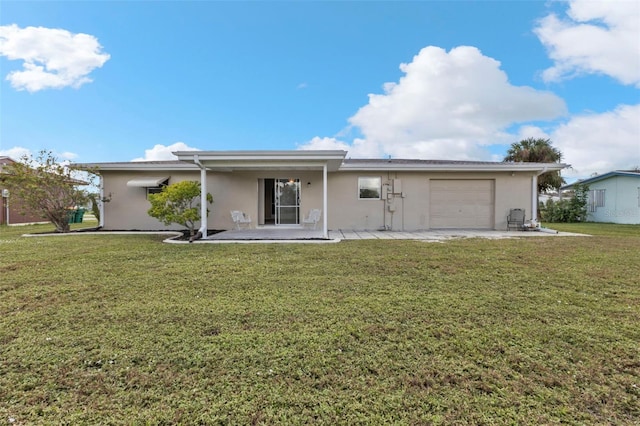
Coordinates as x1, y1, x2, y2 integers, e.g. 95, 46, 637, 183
147, 180, 213, 236
540, 183, 588, 223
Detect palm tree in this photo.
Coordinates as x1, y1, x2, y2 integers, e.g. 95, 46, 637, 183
504, 138, 565, 192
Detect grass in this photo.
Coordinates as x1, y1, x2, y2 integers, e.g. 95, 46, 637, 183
1, 221, 639, 424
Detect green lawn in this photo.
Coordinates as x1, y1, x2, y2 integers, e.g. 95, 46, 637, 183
1, 222, 638, 424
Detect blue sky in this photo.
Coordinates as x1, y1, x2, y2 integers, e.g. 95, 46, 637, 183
1, 0, 638, 180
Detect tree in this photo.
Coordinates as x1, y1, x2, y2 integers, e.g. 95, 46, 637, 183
2, 151, 92, 233
147, 180, 213, 237
504, 137, 565, 192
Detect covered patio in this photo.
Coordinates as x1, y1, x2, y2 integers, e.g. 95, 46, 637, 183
173, 150, 347, 239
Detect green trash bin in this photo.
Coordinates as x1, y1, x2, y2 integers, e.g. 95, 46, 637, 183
67, 209, 77, 224
75, 208, 85, 223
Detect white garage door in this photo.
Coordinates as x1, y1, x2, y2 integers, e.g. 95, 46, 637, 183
429, 180, 494, 229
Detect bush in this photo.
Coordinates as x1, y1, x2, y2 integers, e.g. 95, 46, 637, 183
147, 181, 213, 236
540, 183, 588, 223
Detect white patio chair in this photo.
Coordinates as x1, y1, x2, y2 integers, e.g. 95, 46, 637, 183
302, 209, 321, 230
230, 210, 252, 229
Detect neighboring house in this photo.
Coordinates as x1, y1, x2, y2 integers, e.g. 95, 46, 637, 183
561, 170, 640, 224
0, 157, 47, 225
539, 192, 561, 204
74, 150, 567, 238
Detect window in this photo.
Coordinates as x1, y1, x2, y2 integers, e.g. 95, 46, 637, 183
358, 177, 381, 199
146, 180, 169, 198
147, 186, 165, 197
588, 189, 605, 212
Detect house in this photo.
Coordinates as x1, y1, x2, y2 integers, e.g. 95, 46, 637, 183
1, 156, 92, 227
0, 157, 47, 225
561, 170, 640, 224
75, 150, 567, 237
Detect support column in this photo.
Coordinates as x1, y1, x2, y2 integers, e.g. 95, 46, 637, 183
323, 163, 328, 239
99, 175, 105, 228
532, 175, 538, 221
194, 155, 208, 235
532, 166, 549, 222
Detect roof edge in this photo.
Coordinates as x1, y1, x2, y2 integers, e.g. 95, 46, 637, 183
72, 161, 198, 171
561, 170, 640, 189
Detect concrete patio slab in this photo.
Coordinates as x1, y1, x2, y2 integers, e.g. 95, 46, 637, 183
185, 227, 587, 243
22, 227, 588, 243
206, 228, 325, 240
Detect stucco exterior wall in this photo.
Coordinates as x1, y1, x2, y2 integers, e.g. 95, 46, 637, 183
101, 170, 327, 230
100, 169, 536, 231
203, 170, 325, 229
587, 176, 640, 224
102, 170, 201, 230
326, 171, 535, 230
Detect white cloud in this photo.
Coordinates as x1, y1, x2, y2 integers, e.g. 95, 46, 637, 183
131, 142, 200, 162
0, 24, 110, 92
302, 46, 566, 160
0, 147, 80, 169
298, 137, 349, 151
0, 146, 32, 160
535, 0, 640, 86
58, 151, 78, 160
297, 136, 378, 158
548, 104, 640, 178
515, 125, 551, 142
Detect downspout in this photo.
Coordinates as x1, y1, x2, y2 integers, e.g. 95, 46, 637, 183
532, 166, 548, 221
323, 163, 328, 239
194, 155, 208, 237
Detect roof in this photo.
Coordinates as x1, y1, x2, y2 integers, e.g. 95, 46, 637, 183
342, 158, 567, 172
561, 170, 640, 189
72, 160, 200, 172
174, 150, 348, 172
74, 151, 568, 173
0, 156, 16, 172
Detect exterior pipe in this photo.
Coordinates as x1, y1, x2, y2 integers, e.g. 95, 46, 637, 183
193, 155, 208, 236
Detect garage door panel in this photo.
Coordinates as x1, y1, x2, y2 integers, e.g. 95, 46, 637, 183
429, 180, 494, 229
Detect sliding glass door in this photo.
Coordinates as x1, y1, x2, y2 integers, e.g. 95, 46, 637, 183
275, 179, 300, 225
